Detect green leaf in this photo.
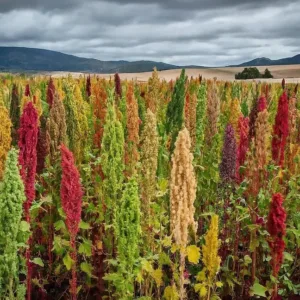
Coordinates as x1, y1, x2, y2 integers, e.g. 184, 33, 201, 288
265, 255, 272, 262
270, 275, 278, 283
103, 272, 122, 282
79, 221, 91, 230
63, 253, 74, 271
284, 252, 294, 262
250, 238, 259, 251
150, 268, 163, 286
161, 236, 172, 248
54, 265, 61, 275
76, 285, 82, 294
16, 242, 28, 248
80, 262, 93, 277
158, 252, 172, 266
31, 257, 44, 267
52, 235, 70, 254
105, 259, 119, 266
58, 207, 66, 218
158, 178, 168, 193
30, 195, 52, 212
141, 260, 153, 273
251, 282, 267, 297
78, 240, 92, 257
200, 212, 215, 217
244, 255, 252, 266
54, 220, 66, 231
20, 221, 30, 232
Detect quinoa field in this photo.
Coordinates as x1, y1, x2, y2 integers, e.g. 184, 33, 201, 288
0, 70, 299, 299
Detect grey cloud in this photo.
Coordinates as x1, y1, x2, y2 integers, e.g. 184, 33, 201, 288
0, 0, 299, 66
1, 0, 298, 13
107, 0, 298, 11
0, 0, 81, 12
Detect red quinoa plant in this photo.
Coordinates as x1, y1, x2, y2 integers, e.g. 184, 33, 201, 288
236, 116, 249, 182
257, 94, 267, 112
25, 84, 31, 97
18, 101, 38, 300
272, 91, 289, 167
267, 193, 286, 299
60, 144, 83, 300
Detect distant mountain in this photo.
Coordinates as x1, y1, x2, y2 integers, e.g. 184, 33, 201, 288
232, 54, 300, 67
0, 47, 125, 73
0, 46, 182, 73
1, 46, 298, 73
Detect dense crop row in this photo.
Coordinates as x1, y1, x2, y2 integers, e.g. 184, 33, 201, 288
0, 70, 299, 299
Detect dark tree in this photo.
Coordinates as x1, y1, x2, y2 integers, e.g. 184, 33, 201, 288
235, 67, 273, 80
262, 68, 273, 78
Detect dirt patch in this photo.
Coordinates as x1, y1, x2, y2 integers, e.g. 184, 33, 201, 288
39, 64, 300, 83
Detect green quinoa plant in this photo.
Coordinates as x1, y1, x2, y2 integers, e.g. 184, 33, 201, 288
0, 148, 27, 299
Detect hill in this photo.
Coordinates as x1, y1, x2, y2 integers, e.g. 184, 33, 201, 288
0, 46, 179, 73
233, 54, 300, 67
1, 46, 300, 73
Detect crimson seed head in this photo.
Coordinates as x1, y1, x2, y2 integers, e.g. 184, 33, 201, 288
267, 193, 286, 237
272, 91, 289, 166
255, 216, 264, 225
60, 144, 83, 238
18, 101, 38, 215
237, 116, 249, 165
267, 193, 287, 276
257, 95, 267, 112
236, 116, 249, 183
25, 84, 30, 97
18, 102, 38, 300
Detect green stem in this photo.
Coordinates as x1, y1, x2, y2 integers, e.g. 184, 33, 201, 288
9, 277, 14, 300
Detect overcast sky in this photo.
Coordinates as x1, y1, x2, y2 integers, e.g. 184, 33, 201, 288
0, 0, 299, 66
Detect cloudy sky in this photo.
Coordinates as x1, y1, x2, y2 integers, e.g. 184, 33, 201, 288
0, 0, 299, 66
